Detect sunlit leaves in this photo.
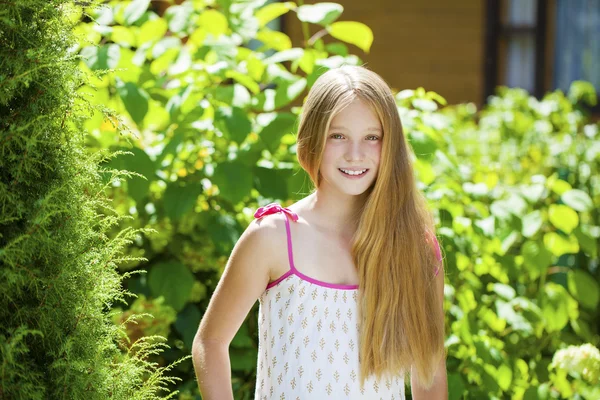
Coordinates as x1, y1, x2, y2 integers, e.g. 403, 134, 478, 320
256, 29, 292, 51
542, 283, 578, 332
297, 2, 343, 26
258, 112, 297, 153
123, 0, 150, 26
544, 232, 579, 257
148, 261, 195, 311
254, 166, 291, 200
213, 161, 253, 204
328, 21, 373, 53
548, 204, 579, 234
256, 1, 295, 27
116, 79, 149, 126
561, 189, 593, 212
138, 17, 168, 45
567, 269, 599, 310
163, 182, 203, 221
214, 106, 252, 144
196, 9, 229, 36
165, 2, 193, 33
81, 44, 120, 70
521, 210, 543, 238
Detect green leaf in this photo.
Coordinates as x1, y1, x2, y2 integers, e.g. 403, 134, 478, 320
174, 304, 202, 350
256, 2, 295, 27
196, 9, 229, 35
230, 319, 254, 348
226, 70, 260, 94
548, 204, 579, 234
114, 48, 142, 82
447, 373, 466, 400
328, 21, 373, 53
544, 232, 579, 257
522, 210, 543, 238
542, 282, 578, 332
81, 44, 121, 70
297, 2, 344, 26
138, 18, 168, 45
213, 161, 253, 204
488, 283, 516, 300
254, 166, 291, 200
414, 159, 435, 185
574, 225, 598, 259
111, 26, 136, 47
148, 261, 195, 312
208, 212, 241, 254
124, 0, 150, 26
258, 112, 297, 153
215, 106, 252, 144
561, 189, 593, 212
412, 98, 438, 112
163, 182, 203, 221
325, 42, 348, 56
108, 146, 156, 204
256, 29, 292, 51
252, 78, 306, 111
521, 240, 552, 279
409, 130, 437, 161
567, 269, 599, 310
497, 364, 513, 391
116, 80, 149, 126
264, 48, 304, 64
568, 80, 598, 106
165, 3, 192, 33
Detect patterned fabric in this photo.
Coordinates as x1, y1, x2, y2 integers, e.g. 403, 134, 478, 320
253, 203, 406, 399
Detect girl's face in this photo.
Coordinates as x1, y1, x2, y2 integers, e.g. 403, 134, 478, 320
319, 98, 382, 196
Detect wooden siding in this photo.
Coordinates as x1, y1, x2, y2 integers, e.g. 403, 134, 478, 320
283, 0, 485, 106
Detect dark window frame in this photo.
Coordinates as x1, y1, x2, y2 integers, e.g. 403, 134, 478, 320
483, 0, 548, 103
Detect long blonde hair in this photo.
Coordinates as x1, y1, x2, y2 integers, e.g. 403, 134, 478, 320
296, 66, 445, 389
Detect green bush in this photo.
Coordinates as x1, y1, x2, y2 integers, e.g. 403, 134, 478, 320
0, 1, 186, 398
73, 0, 600, 399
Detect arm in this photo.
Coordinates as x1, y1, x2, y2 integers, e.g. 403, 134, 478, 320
411, 245, 447, 400
191, 217, 279, 400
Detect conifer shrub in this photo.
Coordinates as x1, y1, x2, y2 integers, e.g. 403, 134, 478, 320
0, 1, 186, 398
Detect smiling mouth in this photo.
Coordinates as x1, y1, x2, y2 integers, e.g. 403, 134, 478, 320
339, 168, 369, 176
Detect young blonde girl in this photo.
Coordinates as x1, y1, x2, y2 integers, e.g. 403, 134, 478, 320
192, 66, 446, 399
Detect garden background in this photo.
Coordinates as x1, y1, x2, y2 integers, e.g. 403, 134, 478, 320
1, 0, 599, 399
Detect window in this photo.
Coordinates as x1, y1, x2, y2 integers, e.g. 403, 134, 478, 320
553, 0, 600, 94
485, 0, 600, 112
483, 0, 548, 102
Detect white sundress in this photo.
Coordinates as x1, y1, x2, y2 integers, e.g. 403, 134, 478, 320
252, 203, 408, 400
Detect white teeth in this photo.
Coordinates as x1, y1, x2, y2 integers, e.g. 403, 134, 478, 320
340, 169, 367, 176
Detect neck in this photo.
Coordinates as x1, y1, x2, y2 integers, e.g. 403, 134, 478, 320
304, 188, 369, 237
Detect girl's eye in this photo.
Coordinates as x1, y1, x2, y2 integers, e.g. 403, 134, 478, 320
330, 134, 380, 140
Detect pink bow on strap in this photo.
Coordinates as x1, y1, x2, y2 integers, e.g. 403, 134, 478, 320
254, 202, 299, 222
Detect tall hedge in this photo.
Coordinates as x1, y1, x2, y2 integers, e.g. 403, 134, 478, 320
0, 1, 185, 399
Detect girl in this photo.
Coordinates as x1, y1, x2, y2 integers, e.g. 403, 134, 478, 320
192, 66, 446, 399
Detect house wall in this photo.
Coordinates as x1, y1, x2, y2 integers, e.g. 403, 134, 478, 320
283, 0, 486, 106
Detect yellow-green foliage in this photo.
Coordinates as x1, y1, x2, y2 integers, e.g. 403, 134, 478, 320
0, 1, 187, 398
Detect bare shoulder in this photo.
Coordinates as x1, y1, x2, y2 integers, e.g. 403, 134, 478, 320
246, 210, 294, 272
194, 211, 289, 345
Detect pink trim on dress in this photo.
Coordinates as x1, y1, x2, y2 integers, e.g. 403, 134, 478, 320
426, 230, 443, 277
255, 203, 441, 289
255, 203, 359, 290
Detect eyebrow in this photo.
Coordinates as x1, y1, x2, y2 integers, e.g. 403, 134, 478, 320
329, 125, 382, 132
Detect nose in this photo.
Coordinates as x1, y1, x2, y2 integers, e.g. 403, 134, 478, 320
345, 140, 365, 162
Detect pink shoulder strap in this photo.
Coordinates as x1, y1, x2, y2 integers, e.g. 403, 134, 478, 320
254, 203, 298, 274
426, 230, 442, 277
